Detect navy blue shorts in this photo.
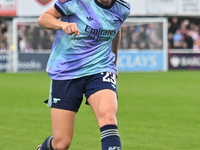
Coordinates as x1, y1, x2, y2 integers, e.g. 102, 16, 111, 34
47, 72, 117, 112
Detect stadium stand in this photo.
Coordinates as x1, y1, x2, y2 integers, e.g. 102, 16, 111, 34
0, 21, 8, 53
120, 22, 163, 50
2, 16, 200, 52
168, 17, 200, 51
119, 17, 200, 52
17, 24, 56, 53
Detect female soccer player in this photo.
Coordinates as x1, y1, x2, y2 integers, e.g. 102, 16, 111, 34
37, 0, 130, 149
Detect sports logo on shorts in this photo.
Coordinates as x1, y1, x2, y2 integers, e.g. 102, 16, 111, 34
59, 0, 72, 3
53, 98, 61, 103
36, 0, 52, 5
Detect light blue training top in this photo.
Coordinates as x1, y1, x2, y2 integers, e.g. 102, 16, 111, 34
46, 0, 130, 80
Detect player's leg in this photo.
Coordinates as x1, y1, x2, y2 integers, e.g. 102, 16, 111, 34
87, 89, 121, 150
38, 79, 83, 150
88, 89, 118, 127
51, 108, 76, 150
38, 109, 76, 150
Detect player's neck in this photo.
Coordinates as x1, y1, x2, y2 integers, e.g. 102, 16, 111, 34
97, 0, 112, 6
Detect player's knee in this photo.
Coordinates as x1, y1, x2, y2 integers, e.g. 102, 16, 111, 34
105, 114, 117, 123
52, 138, 71, 150
99, 113, 117, 126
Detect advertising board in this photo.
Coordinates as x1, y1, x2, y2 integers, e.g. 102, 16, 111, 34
118, 51, 165, 72
0, 0, 16, 16
2, 0, 200, 16
169, 52, 200, 70
18, 53, 50, 71
146, 0, 178, 14
126, 0, 200, 16
0, 53, 8, 72
17, 0, 54, 16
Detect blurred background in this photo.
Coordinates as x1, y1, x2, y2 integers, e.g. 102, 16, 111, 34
1, 0, 200, 73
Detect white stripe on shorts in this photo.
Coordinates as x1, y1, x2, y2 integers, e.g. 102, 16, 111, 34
47, 80, 53, 107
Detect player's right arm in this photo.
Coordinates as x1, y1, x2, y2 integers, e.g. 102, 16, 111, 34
38, 6, 80, 37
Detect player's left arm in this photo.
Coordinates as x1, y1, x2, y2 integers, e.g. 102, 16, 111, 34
112, 28, 121, 77
112, 28, 121, 66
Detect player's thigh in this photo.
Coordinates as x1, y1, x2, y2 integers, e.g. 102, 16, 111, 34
51, 108, 76, 144
87, 89, 118, 127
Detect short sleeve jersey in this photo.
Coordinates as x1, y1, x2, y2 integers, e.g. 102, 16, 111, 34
47, 0, 130, 80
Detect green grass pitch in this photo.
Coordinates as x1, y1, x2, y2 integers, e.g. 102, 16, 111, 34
0, 71, 200, 150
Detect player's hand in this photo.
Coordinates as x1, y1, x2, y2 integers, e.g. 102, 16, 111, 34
61, 22, 80, 37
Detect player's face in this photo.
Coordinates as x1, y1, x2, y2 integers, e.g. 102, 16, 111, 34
97, 0, 112, 6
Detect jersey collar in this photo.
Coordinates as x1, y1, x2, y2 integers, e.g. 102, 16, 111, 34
94, 0, 116, 9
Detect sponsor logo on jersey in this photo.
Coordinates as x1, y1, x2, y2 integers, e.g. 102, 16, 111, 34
85, 25, 116, 41
36, 0, 52, 5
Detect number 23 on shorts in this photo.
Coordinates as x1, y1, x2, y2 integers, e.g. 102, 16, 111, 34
101, 72, 116, 85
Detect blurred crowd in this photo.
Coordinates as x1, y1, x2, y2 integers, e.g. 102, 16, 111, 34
168, 17, 200, 51
120, 17, 200, 51
17, 24, 55, 53
120, 22, 163, 50
0, 21, 8, 53
2, 17, 200, 53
